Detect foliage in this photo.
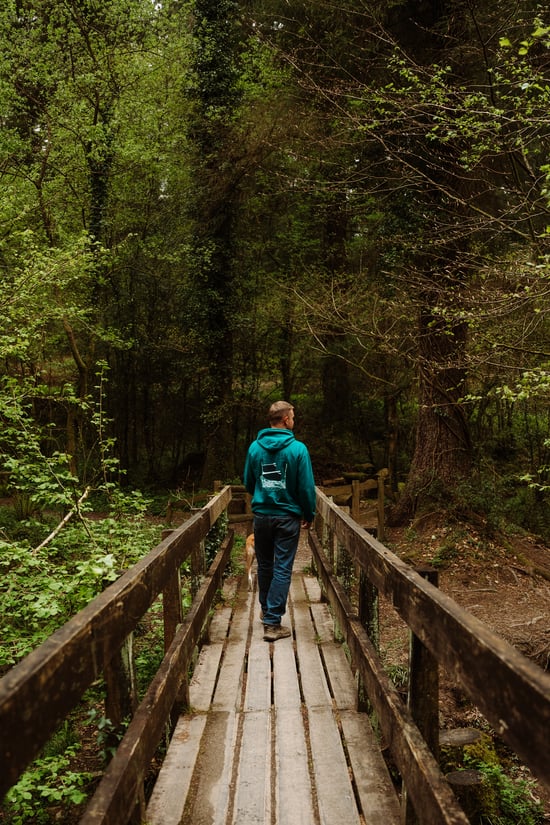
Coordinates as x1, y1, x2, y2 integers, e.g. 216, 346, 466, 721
0, 504, 160, 669
0, 0, 549, 517
463, 756, 544, 825
3, 745, 93, 824
204, 510, 228, 566
87, 709, 128, 763
0, 383, 80, 513
439, 731, 545, 825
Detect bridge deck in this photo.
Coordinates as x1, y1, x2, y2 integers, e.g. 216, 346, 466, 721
146, 549, 401, 825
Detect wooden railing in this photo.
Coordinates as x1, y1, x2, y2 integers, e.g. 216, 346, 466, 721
0, 486, 233, 823
2, 483, 549, 825
311, 488, 550, 825
321, 468, 391, 540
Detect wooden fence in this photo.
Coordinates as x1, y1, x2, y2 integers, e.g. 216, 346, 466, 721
0, 486, 233, 823
311, 489, 550, 824
321, 469, 390, 539
1, 484, 549, 825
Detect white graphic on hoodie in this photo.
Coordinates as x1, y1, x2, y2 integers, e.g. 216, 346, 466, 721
260, 461, 287, 490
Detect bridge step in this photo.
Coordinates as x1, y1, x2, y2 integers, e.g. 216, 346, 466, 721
146, 570, 400, 825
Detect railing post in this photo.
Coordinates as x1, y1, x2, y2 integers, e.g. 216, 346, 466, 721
161, 530, 189, 717
377, 469, 388, 542
161, 530, 184, 652
357, 568, 379, 712
102, 571, 138, 747
358, 570, 379, 652
328, 524, 336, 567
351, 479, 360, 521
103, 633, 143, 824
103, 635, 137, 730
402, 564, 440, 825
318, 514, 334, 604
190, 537, 205, 597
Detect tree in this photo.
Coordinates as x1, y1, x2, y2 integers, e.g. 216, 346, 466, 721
184, 0, 241, 485
266, 0, 550, 518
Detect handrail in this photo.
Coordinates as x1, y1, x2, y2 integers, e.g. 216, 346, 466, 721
312, 488, 550, 822
3, 483, 548, 825
80, 530, 233, 824
0, 486, 232, 803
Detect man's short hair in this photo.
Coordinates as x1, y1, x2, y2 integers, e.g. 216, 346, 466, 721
268, 400, 293, 424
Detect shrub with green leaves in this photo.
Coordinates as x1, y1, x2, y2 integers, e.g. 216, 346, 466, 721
3, 746, 93, 824
464, 756, 545, 825
0, 503, 161, 669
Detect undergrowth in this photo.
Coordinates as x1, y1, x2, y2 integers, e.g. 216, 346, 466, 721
0, 491, 197, 824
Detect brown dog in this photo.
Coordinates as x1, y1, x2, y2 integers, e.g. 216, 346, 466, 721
245, 533, 255, 590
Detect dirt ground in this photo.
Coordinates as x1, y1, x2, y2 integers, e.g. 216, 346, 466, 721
377, 519, 550, 819
383, 521, 550, 670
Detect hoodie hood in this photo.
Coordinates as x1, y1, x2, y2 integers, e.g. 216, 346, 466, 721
255, 428, 295, 452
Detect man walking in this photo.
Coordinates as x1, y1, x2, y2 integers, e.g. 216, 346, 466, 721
244, 401, 316, 642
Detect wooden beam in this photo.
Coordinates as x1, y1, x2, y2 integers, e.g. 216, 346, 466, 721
0, 487, 232, 798
309, 529, 470, 825
79, 533, 233, 825
313, 490, 550, 793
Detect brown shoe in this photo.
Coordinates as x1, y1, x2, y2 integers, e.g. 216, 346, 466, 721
263, 624, 291, 642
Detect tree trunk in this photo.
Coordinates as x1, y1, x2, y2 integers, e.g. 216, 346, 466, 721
189, 0, 241, 488
390, 302, 472, 523
385, 393, 399, 493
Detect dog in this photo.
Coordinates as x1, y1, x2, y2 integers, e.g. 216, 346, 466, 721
245, 533, 255, 590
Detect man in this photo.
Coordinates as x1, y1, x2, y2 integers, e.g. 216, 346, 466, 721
244, 401, 316, 642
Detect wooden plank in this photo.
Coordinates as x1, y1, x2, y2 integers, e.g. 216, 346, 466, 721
290, 572, 307, 603
340, 710, 401, 824
145, 714, 207, 825
322, 479, 377, 498
189, 644, 224, 712
148, 590, 246, 825
273, 641, 301, 710
275, 707, 316, 825
311, 603, 357, 710
209, 604, 233, 643
231, 710, 271, 825
211, 590, 252, 712
308, 706, 361, 825
189, 605, 232, 712
303, 574, 322, 603
244, 637, 271, 712
290, 582, 332, 709
270, 585, 315, 823
310, 602, 334, 643
183, 710, 239, 825
244, 585, 271, 712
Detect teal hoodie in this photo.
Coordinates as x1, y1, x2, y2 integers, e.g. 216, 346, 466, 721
244, 428, 316, 522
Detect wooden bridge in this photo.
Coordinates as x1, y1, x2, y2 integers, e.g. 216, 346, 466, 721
1, 485, 549, 824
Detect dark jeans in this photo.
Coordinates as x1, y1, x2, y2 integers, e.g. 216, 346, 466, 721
253, 514, 301, 626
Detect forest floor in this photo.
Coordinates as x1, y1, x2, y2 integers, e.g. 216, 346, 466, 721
375, 515, 550, 819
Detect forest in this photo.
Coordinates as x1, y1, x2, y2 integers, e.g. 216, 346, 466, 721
1, 0, 549, 524
0, 0, 549, 820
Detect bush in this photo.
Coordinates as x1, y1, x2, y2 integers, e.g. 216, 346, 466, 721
466, 757, 545, 825
2, 746, 93, 825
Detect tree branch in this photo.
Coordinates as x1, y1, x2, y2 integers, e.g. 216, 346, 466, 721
32, 487, 91, 555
